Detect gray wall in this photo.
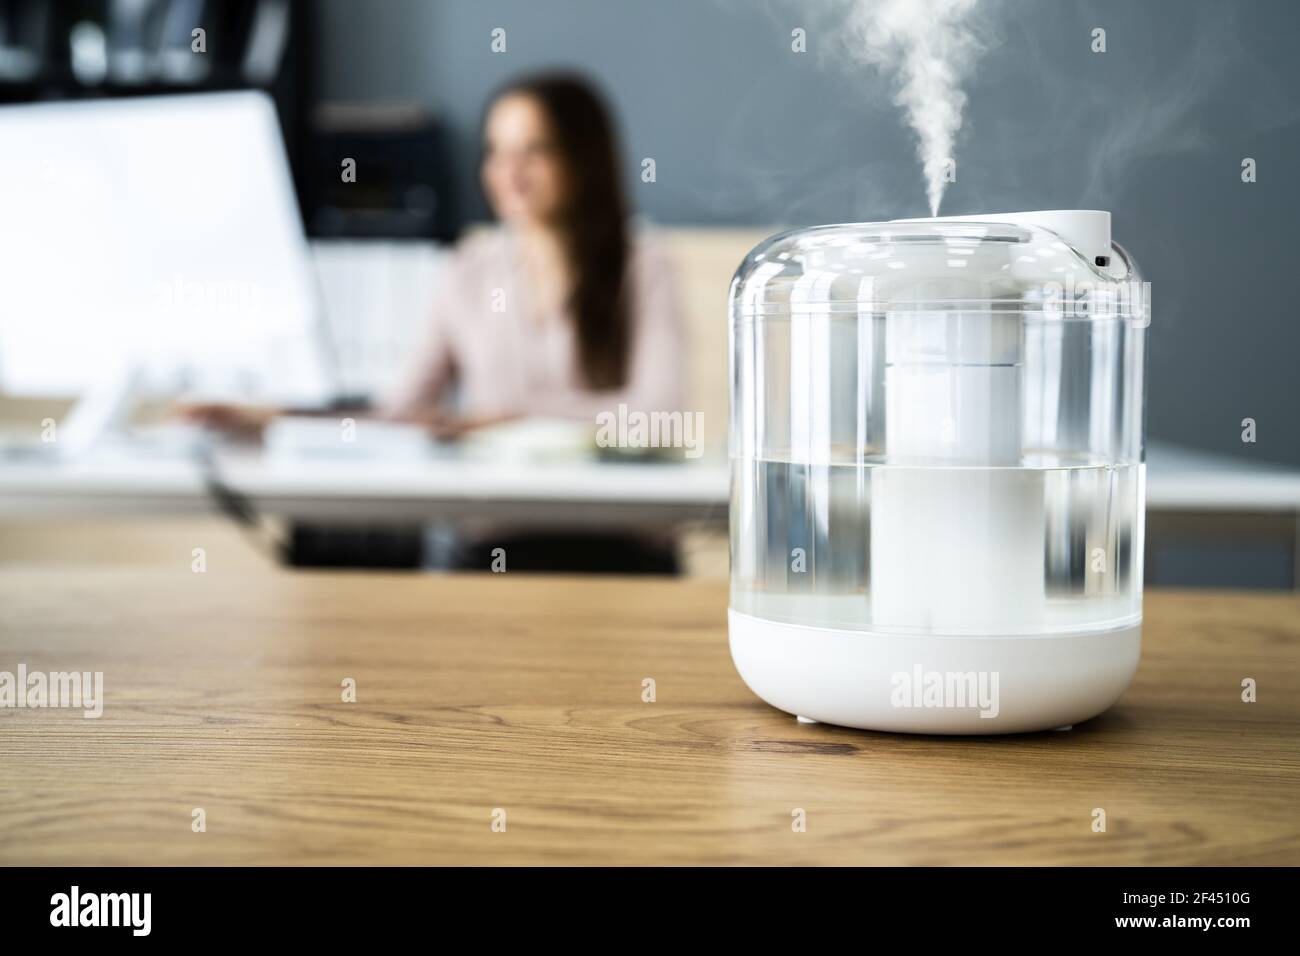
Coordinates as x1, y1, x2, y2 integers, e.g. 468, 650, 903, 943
318, 0, 1300, 465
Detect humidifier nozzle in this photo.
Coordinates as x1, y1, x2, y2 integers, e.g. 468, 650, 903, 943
893, 209, 1118, 276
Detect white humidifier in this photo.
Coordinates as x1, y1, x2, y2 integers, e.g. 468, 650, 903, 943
727, 210, 1149, 734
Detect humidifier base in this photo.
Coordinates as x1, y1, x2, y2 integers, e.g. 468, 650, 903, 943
729, 609, 1141, 735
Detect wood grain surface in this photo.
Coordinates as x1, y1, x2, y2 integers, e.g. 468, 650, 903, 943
0, 569, 1296, 865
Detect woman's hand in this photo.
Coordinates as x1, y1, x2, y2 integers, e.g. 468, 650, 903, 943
173, 402, 280, 438
402, 409, 520, 441
176, 401, 519, 444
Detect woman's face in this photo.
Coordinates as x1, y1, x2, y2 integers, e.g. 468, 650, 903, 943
481, 93, 566, 226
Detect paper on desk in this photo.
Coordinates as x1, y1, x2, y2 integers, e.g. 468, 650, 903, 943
460, 417, 596, 462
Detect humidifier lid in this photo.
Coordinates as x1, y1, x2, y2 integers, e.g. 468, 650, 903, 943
730, 212, 1147, 322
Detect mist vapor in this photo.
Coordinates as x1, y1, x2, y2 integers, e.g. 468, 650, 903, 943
844, 0, 988, 216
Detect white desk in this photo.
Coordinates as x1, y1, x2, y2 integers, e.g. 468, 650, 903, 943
1138, 443, 1300, 511
0, 449, 731, 527
1, 442, 1297, 527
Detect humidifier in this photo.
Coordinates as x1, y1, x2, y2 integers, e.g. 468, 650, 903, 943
727, 210, 1149, 734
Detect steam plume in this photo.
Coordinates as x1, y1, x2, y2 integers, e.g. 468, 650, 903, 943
845, 0, 988, 215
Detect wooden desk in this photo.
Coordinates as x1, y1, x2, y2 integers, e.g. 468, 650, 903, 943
0, 452, 730, 527
0, 570, 1296, 865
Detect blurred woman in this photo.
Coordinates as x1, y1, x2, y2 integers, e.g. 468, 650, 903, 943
385, 71, 684, 434
415, 72, 685, 572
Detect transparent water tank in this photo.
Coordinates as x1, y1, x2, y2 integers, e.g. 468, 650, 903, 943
728, 210, 1149, 733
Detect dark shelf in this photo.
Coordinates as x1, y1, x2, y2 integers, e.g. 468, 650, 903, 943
0, 0, 314, 218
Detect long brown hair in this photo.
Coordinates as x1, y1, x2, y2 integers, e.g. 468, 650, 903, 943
485, 73, 631, 390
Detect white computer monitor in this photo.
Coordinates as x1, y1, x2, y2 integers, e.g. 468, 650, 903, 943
0, 90, 335, 404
